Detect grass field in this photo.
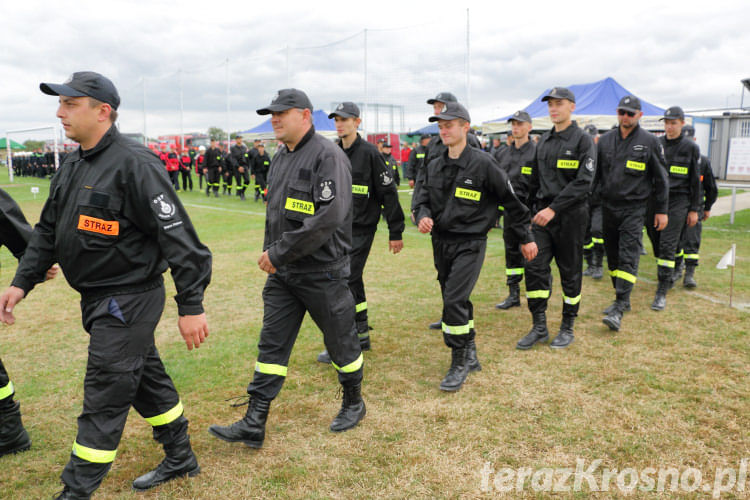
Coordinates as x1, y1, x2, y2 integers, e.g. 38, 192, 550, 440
0, 169, 748, 499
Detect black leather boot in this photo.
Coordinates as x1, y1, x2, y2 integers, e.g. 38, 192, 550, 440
495, 283, 521, 309
683, 265, 697, 288
330, 382, 366, 432
466, 338, 482, 372
591, 248, 604, 279
439, 347, 469, 392
208, 397, 271, 448
550, 315, 575, 349
52, 486, 89, 499
651, 280, 669, 311
602, 301, 627, 331
132, 433, 200, 491
516, 312, 549, 350
603, 300, 630, 314
429, 319, 442, 330
582, 250, 593, 276
0, 400, 31, 458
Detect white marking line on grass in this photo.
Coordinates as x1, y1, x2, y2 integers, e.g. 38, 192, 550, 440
183, 203, 266, 216
638, 276, 749, 310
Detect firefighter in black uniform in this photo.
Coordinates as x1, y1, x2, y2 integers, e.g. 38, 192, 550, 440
594, 96, 670, 331
406, 134, 430, 189
315, 102, 405, 364
673, 124, 718, 288
179, 148, 193, 191
0, 189, 58, 459
0, 72, 212, 499
414, 102, 537, 391
252, 143, 271, 202
421, 92, 484, 330
582, 123, 605, 279
196, 145, 206, 190
494, 110, 536, 310
648, 106, 700, 310
204, 139, 223, 197
230, 136, 250, 200
209, 89, 365, 449
380, 141, 400, 186
517, 87, 596, 350
222, 142, 235, 196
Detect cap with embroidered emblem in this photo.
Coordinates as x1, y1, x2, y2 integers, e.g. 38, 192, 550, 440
40, 71, 120, 110
541, 86, 575, 103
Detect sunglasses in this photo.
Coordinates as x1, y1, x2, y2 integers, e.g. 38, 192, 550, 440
617, 109, 636, 117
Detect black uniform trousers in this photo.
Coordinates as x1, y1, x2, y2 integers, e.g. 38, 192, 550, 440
197, 170, 205, 190
432, 235, 486, 349
677, 207, 704, 267
502, 215, 525, 286
349, 230, 376, 337
525, 203, 588, 317
584, 203, 604, 256
206, 167, 221, 194
180, 168, 193, 191
222, 167, 235, 193
247, 267, 363, 401
603, 204, 647, 302
254, 173, 268, 201
647, 193, 689, 282
236, 168, 251, 195
62, 286, 186, 496
168, 170, 180, 191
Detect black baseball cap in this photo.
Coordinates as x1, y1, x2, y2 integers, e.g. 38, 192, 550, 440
427, 92, 458, 105
617, 95, 641, 113
660, 106, 685, 121
541, 86, 575, 103
429, 101, 471, 123
682, 125, 696, 137
381, 141, 392, 148
507, 110, 532, 123
257, 88, 313, 115
420, 134, 431, 141
40, 71, 121, 110
328, 101, 360, 119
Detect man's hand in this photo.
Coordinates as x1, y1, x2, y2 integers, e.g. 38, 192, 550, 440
687, 211, 698, 228
532, 207, 555, 227
238, 166, 245, 173
389, 240, 403, 254
702, 210, 711, 221
409, 180, 415, 188
258, 250, 277, 274
45, 264, 59, 281
654, 213, 668, 231
178, 313, 209, 351
418, 217, 433, 234
202, 168, 207, 175
0, 286, 26, 325
521, 242, 538, 262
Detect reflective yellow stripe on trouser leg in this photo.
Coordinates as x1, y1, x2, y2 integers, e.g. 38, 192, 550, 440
144, 400, 184, 427
331, 353, 364, 373
255, 362, 288, 377
72, 441, 117, 463
0, 381, 14, 401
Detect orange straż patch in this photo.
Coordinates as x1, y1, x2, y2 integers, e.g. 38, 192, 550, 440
77, 215, 119, 236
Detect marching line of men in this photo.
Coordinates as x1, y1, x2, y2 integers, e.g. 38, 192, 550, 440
0, 73, 722, 499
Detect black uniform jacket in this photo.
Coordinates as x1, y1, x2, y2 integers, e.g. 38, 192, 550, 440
413, 144, 533, 243
252, 152, 271, 177
699, 155, 718, 211
527, 121, 596, 214
341, 135, 404, 240
265, 126, 353, 273
494, 140, 536, 201
11, 126, 212, 315
659, 135, 701, 212
0, 189, 33, 259
205, 146, 223, 170
594, 124, 669, 214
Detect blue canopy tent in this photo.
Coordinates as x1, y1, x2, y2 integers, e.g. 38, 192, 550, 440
411, 123, 438, 135
482, 77, 671, 134
239, 109, 338, 141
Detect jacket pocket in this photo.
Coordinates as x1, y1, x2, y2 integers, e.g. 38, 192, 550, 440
283, 181, 315, 222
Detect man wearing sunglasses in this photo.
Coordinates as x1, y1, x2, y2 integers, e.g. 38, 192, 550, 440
593, 96, 669, 330
648, 106, 700, 311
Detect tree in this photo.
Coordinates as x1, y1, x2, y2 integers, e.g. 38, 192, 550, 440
207, 127, 228, 142
23, 140, 45, 151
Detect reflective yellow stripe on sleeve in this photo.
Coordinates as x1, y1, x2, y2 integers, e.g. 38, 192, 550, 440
72, 441, 117, 464
521, 166, 532, 175
145, 401, 184, 427
255, 362, 288, 377
331, 353, 364, 373
0, 381, 14, 400
355, 301, 367, 313
416, 153, 425, 159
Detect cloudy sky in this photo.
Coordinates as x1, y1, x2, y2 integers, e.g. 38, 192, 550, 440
2, 0, 749, 142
